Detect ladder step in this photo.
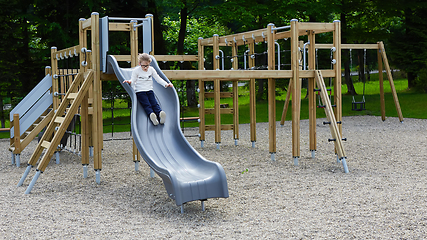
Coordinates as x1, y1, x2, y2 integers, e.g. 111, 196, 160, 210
54, 117, 65, 124
41, 140, 51, 149
67, 93, 78, 99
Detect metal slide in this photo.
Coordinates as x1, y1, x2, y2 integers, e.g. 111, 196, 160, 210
106, 55, 229, 207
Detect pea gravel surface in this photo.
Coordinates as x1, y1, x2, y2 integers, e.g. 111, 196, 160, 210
1, 116, 427, 239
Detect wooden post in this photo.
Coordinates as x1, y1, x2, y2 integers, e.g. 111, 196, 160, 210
213, 34, 221, 144
333, 20, 342, 137
280, 80, 292, 125
308, 31, 317, 153
232, 42, 239, 142
91, 12, 102, 171
51, 47, 59, 111
267, 23, 276, 156
130, 19, 141, 164
290, 19, 300, 159
248, 41, 256, 144
198, 37, 206, 143
45, 66, 52, 76
377, 43, 386, 121
79, 17, 90, 166
378, 41, 403, 122
13, 114, 20, 154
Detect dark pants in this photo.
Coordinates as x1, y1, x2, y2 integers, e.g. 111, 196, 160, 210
136, 90, 162, 116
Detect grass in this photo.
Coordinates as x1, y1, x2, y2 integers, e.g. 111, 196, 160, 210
1, 72, 426, 139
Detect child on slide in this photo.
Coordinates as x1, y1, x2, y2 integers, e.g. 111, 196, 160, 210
123, 53, 173, 125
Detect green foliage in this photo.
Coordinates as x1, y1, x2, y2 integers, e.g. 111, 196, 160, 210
163, 16, 231, 55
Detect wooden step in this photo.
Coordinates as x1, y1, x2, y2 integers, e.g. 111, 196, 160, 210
54, 117, 65, 124
67, 93, 78, 99
41, 140, 51, 149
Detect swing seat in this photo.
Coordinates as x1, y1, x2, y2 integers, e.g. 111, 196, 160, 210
352, 101, 365, 111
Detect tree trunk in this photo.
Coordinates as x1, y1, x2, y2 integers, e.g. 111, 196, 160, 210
407, 72, 416, 88
176, 4, 197, 107
257, 79, 265, 100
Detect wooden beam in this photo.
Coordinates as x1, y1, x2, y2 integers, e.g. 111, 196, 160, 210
162, 69, 335, 80
198, 37, 206, 142
248, 41, 256, 143
333, 20, 343, 139
378, 46, 386, 121
13, 114, 20, 154
205, 108, 234, 114
112, 55, 131, 62
308, 31, 317, 152
154, 55, 198, 62
298, 22, 334, 32
291, 19, 300, 159
378, 41, 404, 122
213, 34, 221, 143
205, 124, 233, 131
201, 28, 268, 46
53, 45, 80, 60
109, 23, 131, 31
267, 23, 276, 154
316, 43, 379, 49
82, 18, 91, 30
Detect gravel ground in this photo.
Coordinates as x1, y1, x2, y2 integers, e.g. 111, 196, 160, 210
1, 115, 427, 239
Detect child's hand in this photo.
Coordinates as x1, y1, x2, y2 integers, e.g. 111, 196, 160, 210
166, 83, 174, 88
123, 80, 131, 84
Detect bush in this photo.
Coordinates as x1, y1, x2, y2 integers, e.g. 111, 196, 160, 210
414, 68, 427, 93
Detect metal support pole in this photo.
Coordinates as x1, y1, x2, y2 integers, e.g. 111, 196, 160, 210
17, 165, 32, 187
201, 201, 206, 211
25, 170, 42, 194
55, 151, 60, 164
135, 161, 140, 171
83, 165, 88, 178
293, 157, 299, 166
15, 154, 20, 167
95, 170, 101, 184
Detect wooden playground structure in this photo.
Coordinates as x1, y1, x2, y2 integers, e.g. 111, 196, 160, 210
9, 13, 403, 193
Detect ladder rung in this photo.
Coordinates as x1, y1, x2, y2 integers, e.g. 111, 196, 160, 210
54, 117, 65, 124
25, 131, 31, 135
67, 93, 78, 99
41, 140, 51, 149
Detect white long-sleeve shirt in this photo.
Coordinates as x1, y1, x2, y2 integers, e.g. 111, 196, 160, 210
130, 66, 168, 92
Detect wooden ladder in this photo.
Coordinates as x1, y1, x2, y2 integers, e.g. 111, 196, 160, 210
18, 70, 94, 192
314, 70, 349, 173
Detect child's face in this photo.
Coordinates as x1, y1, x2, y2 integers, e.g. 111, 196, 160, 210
140, 61, 150, 71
